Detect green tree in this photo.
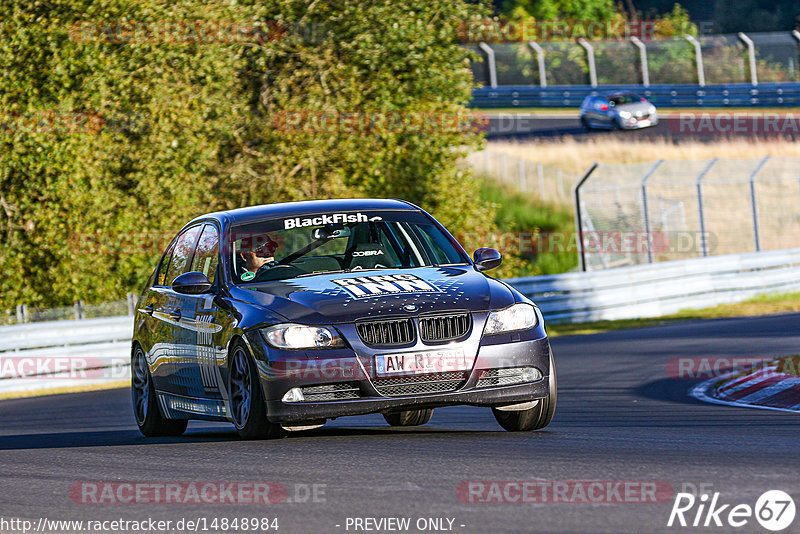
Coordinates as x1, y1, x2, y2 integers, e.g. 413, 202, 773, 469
499, 0, 618, 21
0, 0, 496, 309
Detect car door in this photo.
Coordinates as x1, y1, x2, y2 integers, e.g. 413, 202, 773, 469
589, 96, 608, 124
187, 223, 227, 401
137, 239, 175, 388
152, 224, 203, 395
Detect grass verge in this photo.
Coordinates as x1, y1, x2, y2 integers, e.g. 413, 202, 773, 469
475, 179, 577, 277
548, 291, 800, 337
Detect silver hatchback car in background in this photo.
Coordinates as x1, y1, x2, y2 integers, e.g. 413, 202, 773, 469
580, 92, 658, 130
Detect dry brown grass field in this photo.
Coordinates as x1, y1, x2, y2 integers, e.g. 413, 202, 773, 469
487, 136, 800, 174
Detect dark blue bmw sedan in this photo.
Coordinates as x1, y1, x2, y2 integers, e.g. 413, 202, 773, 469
131, 199, 556, 439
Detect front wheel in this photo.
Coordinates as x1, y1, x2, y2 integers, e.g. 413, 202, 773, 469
131, 345, 187, 437
492, 353, 557, 432
228, 341, 285, 440
383, 409, 434, 427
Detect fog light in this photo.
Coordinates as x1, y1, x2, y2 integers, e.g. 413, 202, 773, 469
282, 387, 305, 403
521, 367, 541, 382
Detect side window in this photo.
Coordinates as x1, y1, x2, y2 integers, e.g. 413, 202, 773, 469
156, 242, 176, 286
411, 223, 464, 265
164, 226, 202, 285
191, 224, 219, 283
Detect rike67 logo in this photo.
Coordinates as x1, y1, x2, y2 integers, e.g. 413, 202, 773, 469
668, 490, 796, 531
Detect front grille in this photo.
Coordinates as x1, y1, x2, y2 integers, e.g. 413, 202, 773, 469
373, 371, 469, 397
419, 313, 472, 343
300, 382, 360, 402
476, 367, 542, 388
356, 318, 415, 346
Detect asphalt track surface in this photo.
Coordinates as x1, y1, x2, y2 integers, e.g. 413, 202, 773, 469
485, 115, 800, 141
1, 313, 800, 533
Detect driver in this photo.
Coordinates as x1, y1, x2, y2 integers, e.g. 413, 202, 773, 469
238, 234, 279, 279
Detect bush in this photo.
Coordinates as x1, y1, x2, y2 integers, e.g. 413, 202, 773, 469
456, 180, 578, 278
0, 0, 495, 308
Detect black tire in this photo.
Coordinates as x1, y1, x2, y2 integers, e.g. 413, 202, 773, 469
580, 116, 592, 131
131, 344, 188, 437
383, 409, 434, 427
228, 340, 285, 440
492, 352, 557, 432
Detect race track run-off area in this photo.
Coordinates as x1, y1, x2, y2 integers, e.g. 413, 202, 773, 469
0, 313, 799, 533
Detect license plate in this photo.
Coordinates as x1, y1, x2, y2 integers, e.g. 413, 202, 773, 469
375, 348, 469, 376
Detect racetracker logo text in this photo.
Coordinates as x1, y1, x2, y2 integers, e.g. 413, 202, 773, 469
332, 274, 438, 298
283, 212, 377, 229
70, 482, 287, 505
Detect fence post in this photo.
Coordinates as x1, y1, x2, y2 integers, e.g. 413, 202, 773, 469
528, 41, 547, 87
738, 32, 758, 86
640, 159, 665, 264
537, 164, 545, 197
127, 293, 138, 316
16, 304, 27, 324
748, 156, 770, 252
684, 35, 706, 87
557, 169, 564, 198
74, 300, 85, 320
696, 158, 718, 257
477, 42, 498, 89
501, 153, 508, 182
484, 149, 490, 175
577, 38, 598, 88
630, 37, 650, 87
574, 162, 599, 272
518, 159, 526, 191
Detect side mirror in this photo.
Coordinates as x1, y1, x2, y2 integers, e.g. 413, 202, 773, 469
172, 271, 213, 294
473, 248, 502, 272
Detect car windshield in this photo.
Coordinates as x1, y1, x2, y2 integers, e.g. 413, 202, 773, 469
228, 210, 469, 284
609, 94, 642, 106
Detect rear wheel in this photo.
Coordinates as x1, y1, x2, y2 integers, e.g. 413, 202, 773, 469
131, 345, 187, 437
228, 341, 285, 440
383, 409, 434, 427
492, 353, 557, 432
580, 116, 592, 131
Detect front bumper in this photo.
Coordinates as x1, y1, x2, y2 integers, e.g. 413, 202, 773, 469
620, 115, 658, 129
248, 328, 553, 424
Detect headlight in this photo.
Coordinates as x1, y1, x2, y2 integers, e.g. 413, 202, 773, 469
261, 324, 345, 350
648, 105, 656, 114
618, 110, 632, 119
483, 303, 538, 335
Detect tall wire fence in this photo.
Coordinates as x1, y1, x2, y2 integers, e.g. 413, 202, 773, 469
465, 150, 800, 272
472, 31, 800, 87
465, 148, 580, 204
576, 157, 800, 270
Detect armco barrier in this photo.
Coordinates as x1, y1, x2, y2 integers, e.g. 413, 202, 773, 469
507, 247, 800, 323
0, 316, 132, 395
471, 82, 800, 108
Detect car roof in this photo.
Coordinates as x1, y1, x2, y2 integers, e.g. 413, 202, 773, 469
188, 198, 420, 227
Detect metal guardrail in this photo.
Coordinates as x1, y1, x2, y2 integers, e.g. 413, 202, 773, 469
471, 82, 800, 108
508, 247, 800, 323
0, 316, 132, 395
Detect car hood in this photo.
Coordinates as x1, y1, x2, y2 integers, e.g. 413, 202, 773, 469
614, 101, 653, 114
229, 266, 516, 325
